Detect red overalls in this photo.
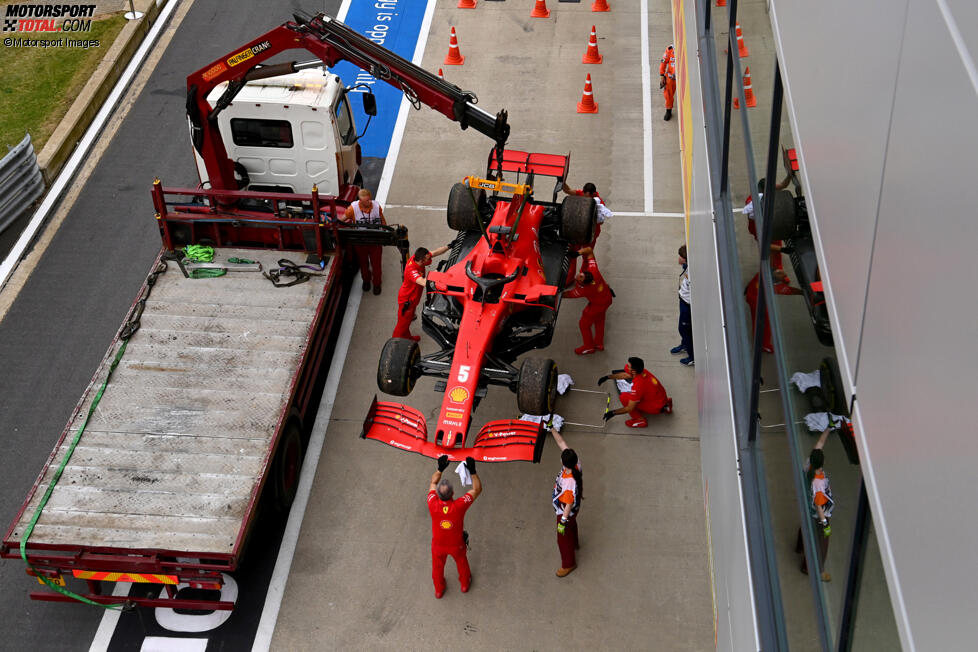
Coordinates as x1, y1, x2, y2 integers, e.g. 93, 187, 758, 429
620, 368, 669, 425
427, 491, 473, 595
392, 255, 426, 340
564, 256, 613, 351
659, 45, 676, 110
352, 200, 384, 287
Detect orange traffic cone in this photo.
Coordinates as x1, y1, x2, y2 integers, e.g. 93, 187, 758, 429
444, 27, 464, 65
582, 25, 603, 64
733, 97, 739, 109
736, 22, 749, 57
743, 67, 757, 107
458, 0, 476, 7
438, 68, 444, 80
531, 0, 550, 18
577, 73, 599, 113
716, 0, 726, 6
592, 0, 611, 11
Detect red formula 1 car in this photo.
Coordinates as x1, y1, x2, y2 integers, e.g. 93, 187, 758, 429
361, 149, 596, 463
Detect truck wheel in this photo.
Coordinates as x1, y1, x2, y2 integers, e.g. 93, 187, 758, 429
447, 182, 486, 231
770, 190, 798, 241
271, 422, 303, 515
819, 355, 848, 416
517, 358, 558, 415
377, 337, 420, 396
560, 195, 596, 245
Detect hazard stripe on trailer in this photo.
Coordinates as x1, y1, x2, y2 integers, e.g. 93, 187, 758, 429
72, 570, 178, 584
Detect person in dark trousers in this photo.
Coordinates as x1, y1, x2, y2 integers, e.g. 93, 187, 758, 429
550, 429, 582, 577
796, 427, 834, 582
671, 244, 694, 366
428, 455, 481, 598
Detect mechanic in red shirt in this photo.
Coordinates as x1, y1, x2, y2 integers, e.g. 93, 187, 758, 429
428, 455, 481, 598
598, 356, 672, 428
563, 246, 613, 355
392, 244, 450, 341
561, 181, 612, 280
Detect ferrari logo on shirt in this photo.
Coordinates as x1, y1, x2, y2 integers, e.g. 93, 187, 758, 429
440, 520, 453, 529
442, 506, 449, 514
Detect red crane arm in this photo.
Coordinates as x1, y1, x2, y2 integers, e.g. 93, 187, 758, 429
186, 12, 509, 192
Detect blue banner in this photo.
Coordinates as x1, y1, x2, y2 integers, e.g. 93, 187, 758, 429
332, 0, 430, 158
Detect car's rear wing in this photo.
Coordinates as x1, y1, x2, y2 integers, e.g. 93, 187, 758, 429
486, 149, 570, 202
361, 396, 546, 463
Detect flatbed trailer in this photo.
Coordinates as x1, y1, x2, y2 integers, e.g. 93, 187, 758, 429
1, 185, 406, 609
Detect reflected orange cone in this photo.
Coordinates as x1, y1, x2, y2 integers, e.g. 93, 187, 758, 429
743, 67, 757, 107
716, 0, 726, 6
582, 25, 603, 64
736, 22, 749, 57
592, 0, 611, 11
531, 0, 550, 18
733, 97, 739, 109
458, 0, 476, 7
444, 27, 465, 65
438, 68, 444, 80
577, 73, 599, 113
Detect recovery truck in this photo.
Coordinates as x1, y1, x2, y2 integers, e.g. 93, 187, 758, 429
1, 12, 509, 610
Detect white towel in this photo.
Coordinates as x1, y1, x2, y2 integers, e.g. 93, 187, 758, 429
455, 461, 472, 486
519, 413, 565, 432
804, 412, 850, 433
557, 373, 574, 395
594, 197, 614, 224
616, 379, 633, 393
790, 370, 821, 393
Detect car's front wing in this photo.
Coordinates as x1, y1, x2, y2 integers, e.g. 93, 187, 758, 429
361, 396, 546, 463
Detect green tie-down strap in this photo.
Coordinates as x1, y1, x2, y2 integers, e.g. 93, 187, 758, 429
183, 244, 215, 262
19, 341, 131, 609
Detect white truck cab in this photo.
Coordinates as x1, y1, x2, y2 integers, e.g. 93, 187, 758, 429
195, 68, 367, 196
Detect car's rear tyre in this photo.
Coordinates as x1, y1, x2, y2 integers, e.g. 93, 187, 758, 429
770, 190, 798, 241
819, 355, 848, 416
271, 421, 303, 514
560, 195, 597, 245
517, 358, 558, 415
447, 183, 486, 231
378, 337, 421, 396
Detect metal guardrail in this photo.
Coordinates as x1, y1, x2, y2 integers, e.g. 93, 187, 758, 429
0, 133, 45, 235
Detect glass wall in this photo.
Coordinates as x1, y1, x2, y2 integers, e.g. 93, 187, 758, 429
697, 0, 901, 649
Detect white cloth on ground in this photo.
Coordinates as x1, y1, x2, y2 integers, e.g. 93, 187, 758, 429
519, 413, 565, 432
616, 379, 633, 393
557, 373, 574, 395
804, 412, 850, 433
455, 461, 472, 486
790, 370, 821, 393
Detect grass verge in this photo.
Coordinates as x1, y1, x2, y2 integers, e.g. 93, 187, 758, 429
0, 12, 128, 152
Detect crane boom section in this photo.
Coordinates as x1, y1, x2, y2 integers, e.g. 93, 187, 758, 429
187, 13, 509, 192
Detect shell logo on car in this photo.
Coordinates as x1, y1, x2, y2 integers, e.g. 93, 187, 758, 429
449, 386, 469, 403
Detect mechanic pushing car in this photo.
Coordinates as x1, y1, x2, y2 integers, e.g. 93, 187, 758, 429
428, 455, 481, 598
393, 244, 451, 341
563, 247, 614, 355
599, 357, 672, 428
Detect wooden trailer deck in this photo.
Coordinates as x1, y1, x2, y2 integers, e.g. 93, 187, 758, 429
6, 249, 335, 557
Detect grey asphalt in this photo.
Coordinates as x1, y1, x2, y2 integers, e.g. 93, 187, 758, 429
0, 1, 343, 650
